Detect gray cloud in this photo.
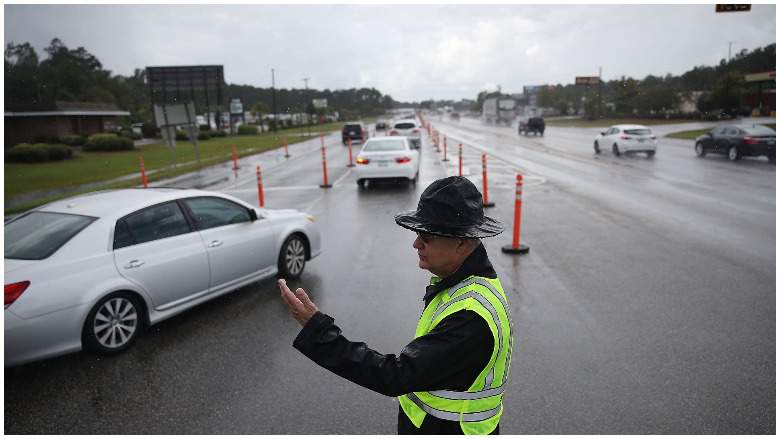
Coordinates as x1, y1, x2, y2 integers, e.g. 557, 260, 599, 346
5, 4, 776, 102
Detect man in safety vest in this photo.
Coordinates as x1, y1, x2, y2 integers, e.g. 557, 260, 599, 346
279, 176, 513, 435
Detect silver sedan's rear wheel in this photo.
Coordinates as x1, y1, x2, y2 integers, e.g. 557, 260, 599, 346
278, 235, 306, 279
83, 293, 141, 354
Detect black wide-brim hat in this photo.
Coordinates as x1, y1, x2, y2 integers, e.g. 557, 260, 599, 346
394, 176, 504, 238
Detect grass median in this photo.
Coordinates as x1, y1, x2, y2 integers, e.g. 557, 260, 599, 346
665, 123, 776, 140
544, 117, 700, 128
5, 123, 344, 214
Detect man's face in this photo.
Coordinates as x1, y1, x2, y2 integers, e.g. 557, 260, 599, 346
413, 232, 464, 277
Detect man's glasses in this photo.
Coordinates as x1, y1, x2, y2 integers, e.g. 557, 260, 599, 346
416, 232, 438, 244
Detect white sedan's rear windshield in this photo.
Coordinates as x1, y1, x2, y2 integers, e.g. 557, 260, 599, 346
363, 139, 407, 151
624, 129, 652, 135
394, 122, 415, 129
5, 212, 96, 260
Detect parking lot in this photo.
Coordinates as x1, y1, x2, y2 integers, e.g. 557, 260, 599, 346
5, 117, 775, 434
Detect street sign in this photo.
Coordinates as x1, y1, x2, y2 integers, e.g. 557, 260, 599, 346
576, 76, 600, 86
154, 102, 196, 127
715, 4, 751, 12
312, 98, 328, 109
230, 99, 243, 115
744, 71, 775, 82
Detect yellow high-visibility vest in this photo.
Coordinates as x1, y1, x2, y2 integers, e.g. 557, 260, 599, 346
399, 275, 513, 435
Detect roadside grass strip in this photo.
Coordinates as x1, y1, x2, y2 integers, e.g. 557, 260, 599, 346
5, 125, 346, 214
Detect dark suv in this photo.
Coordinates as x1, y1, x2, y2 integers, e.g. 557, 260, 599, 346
342, 122, 367, 145
694, 124, 775, 162
519, 117, 545, 136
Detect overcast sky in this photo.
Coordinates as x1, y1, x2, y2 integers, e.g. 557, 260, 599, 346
4, 4, 776, 102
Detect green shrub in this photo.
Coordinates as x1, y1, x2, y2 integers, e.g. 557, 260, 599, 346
237, 125, 258, 135
197, 132, 211, 140
208, 130, 227, 138
60, 134, 86, 146
83, 133, 134, 152
175, 131, 189, 141
199, 124, 211, 131
119, 130, 142, 141
6, 143, 73, 163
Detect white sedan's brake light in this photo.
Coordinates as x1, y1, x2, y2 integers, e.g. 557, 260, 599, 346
395, 156, 412, 164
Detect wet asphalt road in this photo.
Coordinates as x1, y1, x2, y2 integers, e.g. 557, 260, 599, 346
4, 118, 775, 434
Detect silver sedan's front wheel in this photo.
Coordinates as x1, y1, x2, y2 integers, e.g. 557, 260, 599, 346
83, 293, 142, 354
278, 235, 306, 279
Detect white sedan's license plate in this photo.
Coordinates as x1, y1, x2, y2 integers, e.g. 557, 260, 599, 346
377, 160, 389, 167
638, 138, 645, 143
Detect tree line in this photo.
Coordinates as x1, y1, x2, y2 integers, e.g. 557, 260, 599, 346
532, 43, 775, 119
5, 38, 399, 127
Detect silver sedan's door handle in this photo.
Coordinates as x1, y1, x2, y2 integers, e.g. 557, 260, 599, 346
124, 259, 145, 269
208, 240, 223, 248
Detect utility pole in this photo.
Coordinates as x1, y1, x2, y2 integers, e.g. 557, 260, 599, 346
302, 77, 310, 136
271, 68, 277, 132
728, 41, 736, 61
598, 66, 603, 120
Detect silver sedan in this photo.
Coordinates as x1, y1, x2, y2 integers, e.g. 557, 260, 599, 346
4, 188, 321, 367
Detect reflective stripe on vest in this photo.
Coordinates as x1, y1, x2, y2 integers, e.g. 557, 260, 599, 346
399, 276, 512, 434
406, 392, 503, 422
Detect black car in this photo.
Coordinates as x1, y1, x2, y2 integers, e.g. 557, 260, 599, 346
375, 121, 388, 131
519, 117, 545, 136
342, 122, 367, 145
694, 124, 775, 162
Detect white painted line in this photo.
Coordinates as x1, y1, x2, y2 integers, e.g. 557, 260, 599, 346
332, 168, 353, 186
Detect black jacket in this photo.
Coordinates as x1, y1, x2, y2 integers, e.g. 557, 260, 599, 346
293, 243, 500, 434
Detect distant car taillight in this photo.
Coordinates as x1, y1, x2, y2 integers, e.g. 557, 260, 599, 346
389, 130, 399, 136
620, 135, 630, 140
395, 156, 412, 164
356, 156, 370, 165
5, 281, 30, 308
412, 129, 420, 134
744, 136, 760, 145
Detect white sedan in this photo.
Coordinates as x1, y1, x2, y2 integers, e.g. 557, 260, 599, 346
389, 119, 422, 148
4, 188, 321, 367
354, 137, 420, 188
594, 124, 657, 157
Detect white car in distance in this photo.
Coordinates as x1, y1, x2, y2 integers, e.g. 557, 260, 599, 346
389, 119, 422, 148
4, 188, 321, 367
594, 124, 658, 157
354, 137, 420, 188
